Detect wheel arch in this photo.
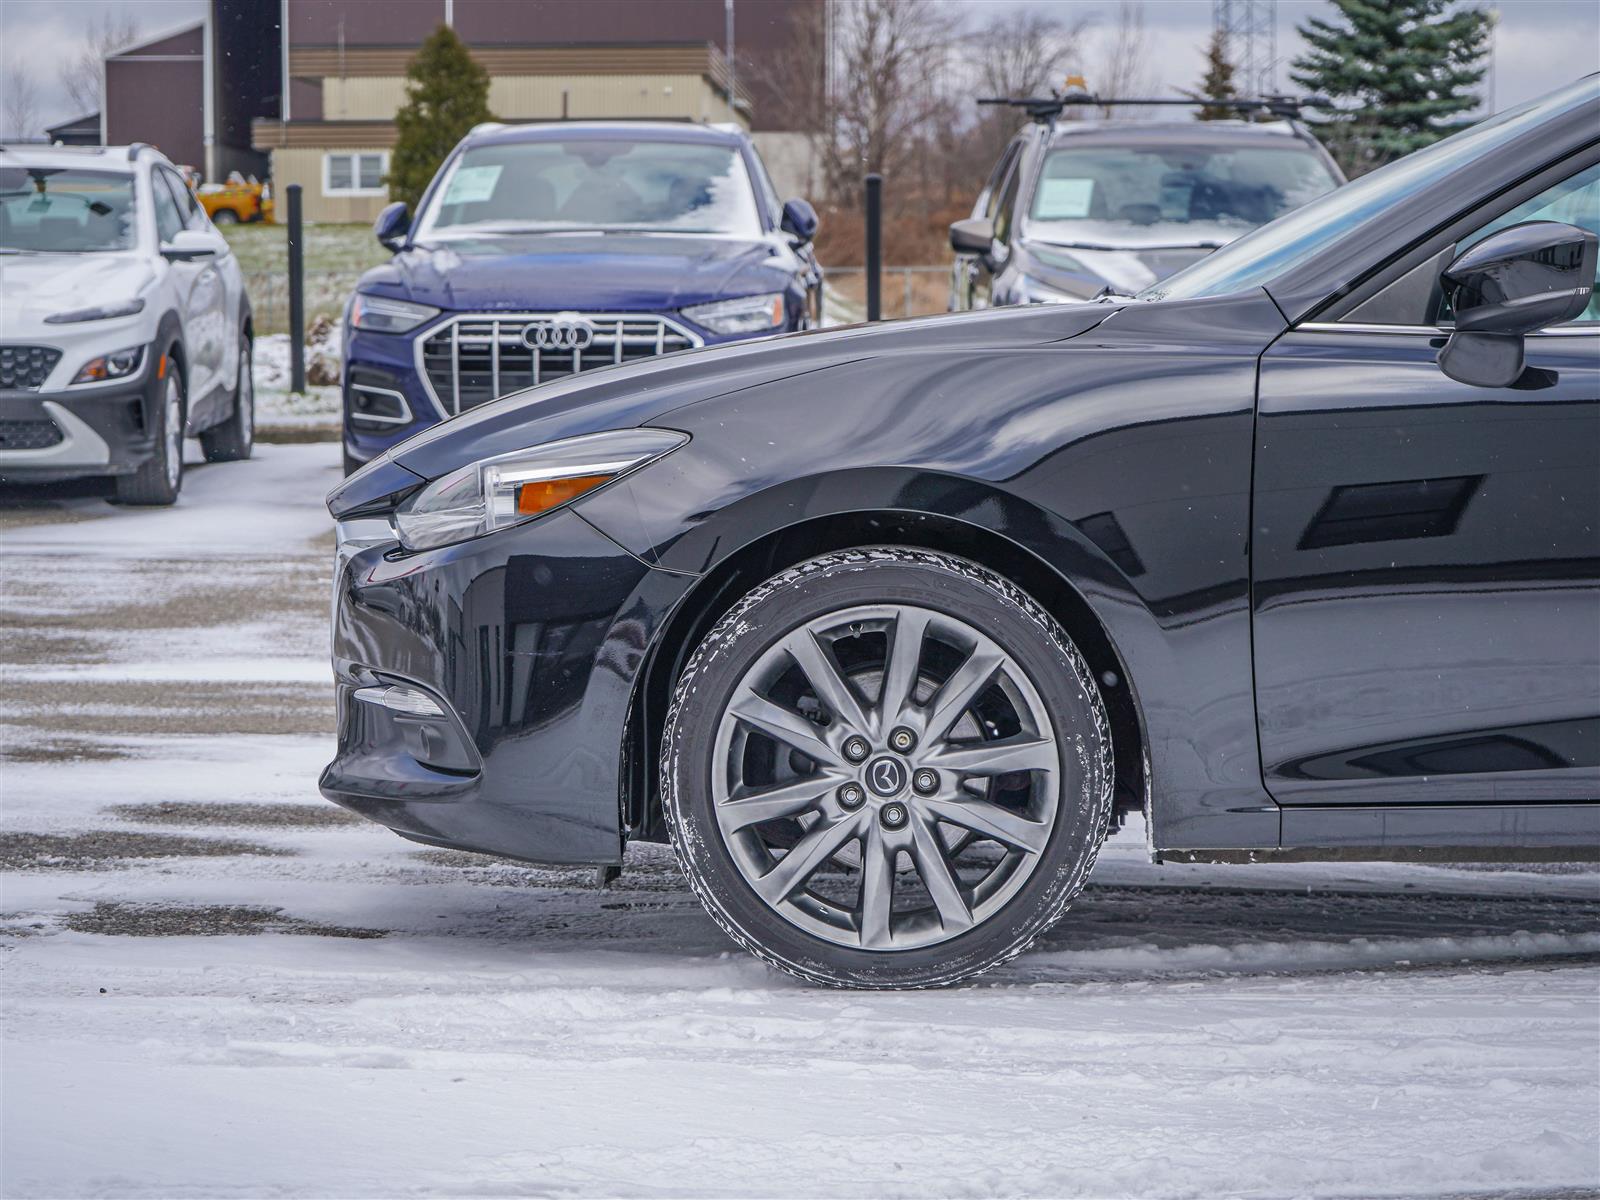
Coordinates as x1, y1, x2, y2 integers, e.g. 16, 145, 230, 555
623, 504, 1149, 844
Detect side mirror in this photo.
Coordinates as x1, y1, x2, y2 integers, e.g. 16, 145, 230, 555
161, 228, 222, 261
374, 201, 411, 252
949, 216, 994, 257
780, 198, 818, 244
1438, 220, 1597, 387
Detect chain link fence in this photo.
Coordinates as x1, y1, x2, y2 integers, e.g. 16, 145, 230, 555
244, 271, 364, 337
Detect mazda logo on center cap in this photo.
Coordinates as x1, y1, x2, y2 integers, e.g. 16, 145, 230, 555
866, 756, 908, 797
523, 316, 595, 352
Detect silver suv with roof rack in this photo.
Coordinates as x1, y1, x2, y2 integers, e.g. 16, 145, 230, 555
949, 87, 1346, 309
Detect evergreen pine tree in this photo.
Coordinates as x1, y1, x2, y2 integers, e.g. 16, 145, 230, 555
387, 25, 494, 210
1189, 29, 1238, 121
1290, 0, 1491, 176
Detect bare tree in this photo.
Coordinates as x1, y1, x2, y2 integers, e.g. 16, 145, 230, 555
1097, 0, 1151, 114
973, 8, 1091, 157
59, 9, 140, 117
3, 55, 42, 141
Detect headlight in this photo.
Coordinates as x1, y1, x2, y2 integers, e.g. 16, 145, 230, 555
45, 298, 145, 324
682, 292, 785, 335
394, 428, 688, 552
1015, 275, 1079, 305
71, 346, 144, 384
350, 293, 440, 334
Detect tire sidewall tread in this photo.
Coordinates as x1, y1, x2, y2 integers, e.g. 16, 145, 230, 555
660, 546, 1114, 989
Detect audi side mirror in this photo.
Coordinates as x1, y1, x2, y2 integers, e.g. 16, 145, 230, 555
950, 216, 994, 257
1437, 220, 1597, 388
780, 198, 818, 245
374, 202, 411, 253
160, 229, 223, 261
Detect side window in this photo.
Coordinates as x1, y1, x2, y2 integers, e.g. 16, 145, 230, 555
161, 169, 208, 231
747, 150, 783, 229
1453, 162, 1600, 324
150, 170, 184, 244
983, 142, 1021, 222
991, 158, 1022, 248
1345, 159, 1600, 327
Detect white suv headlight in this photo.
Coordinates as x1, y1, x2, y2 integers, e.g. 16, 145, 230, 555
394, 428, 688, 552
682, 292, 785, 335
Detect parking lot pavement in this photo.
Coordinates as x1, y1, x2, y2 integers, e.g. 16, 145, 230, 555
2, 441, 1598, 1198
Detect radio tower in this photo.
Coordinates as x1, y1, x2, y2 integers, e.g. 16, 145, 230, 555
1214, 0, 1278, 99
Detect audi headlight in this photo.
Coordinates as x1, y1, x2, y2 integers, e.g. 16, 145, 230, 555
351, 293, 440, 334
394, 428, 688, 552
682, 292, 785, 335
71, 345, 144, 384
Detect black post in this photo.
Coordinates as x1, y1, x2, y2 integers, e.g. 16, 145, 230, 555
864, 172, 882, 322
286, 184, 305, 394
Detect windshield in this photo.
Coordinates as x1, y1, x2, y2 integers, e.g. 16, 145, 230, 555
417, 139, 763, 238
0, 167, 136, 253
1144, 76, 1600, 302
1028, 142, 1338, 248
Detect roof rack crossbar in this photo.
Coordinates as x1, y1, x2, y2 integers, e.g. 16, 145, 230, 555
979, 94, 1326, 124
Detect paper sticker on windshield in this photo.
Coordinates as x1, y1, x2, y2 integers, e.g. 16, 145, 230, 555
1037, 178, 1094, 220
444, 165, 503, 205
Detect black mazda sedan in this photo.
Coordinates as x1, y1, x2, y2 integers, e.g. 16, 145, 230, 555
324, 76, 1599, 988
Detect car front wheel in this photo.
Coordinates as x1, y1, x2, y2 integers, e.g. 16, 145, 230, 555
661, 548, 1113, 988
114, 362, 184, 506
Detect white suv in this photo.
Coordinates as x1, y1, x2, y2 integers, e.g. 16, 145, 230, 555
0, 143, 254, 504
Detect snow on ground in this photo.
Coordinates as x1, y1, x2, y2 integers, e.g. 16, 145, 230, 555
2, 442, 1598, 1199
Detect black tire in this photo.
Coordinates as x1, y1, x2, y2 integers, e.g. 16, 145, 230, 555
661, 547, 1114, 988
211, 208, 239, 225
114, 361, 185, 506
200, 334, 254, 462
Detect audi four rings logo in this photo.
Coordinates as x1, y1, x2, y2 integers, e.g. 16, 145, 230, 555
522, 317, 595, 351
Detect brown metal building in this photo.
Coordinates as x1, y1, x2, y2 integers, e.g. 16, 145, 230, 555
260, 0, 819, 222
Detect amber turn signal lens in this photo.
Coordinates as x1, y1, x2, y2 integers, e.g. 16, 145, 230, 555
515, 473, 614, 516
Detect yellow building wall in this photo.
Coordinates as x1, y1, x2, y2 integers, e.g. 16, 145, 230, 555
322, 74, 745, 125
267, 146, 392, 224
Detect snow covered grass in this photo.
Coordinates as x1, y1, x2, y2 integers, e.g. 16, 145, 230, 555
253, 329, 341, 433
2, 442, 1598, 1198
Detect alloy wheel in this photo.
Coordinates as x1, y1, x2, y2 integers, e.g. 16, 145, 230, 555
711, 603, 1061, 951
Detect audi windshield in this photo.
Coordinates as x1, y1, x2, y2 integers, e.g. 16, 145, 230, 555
415, 140, 764, 239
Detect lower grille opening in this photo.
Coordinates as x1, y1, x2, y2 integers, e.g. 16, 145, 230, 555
0, 417, 65, 450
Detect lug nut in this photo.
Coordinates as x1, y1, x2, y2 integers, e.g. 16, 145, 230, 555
880, 802, 908, 830
842, 735, 871, 763
889, 727, 917, 753
838, 783, 865, 810
912, 768, 939, 795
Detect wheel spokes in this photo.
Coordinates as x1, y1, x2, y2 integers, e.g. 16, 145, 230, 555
923, 794, 1051, 856
857, 823, 896, 949
716, 777, 836, 834
878, 608, 930, 730
908, 813, 973, 933
924, 735, 1057, 777
755, 810, 864, 903
782, 626, 870, 735
728, 691, 842, 767
921, 643, 1005, 744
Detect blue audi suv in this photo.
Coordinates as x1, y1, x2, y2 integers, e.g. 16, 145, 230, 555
341, 121, 822, 472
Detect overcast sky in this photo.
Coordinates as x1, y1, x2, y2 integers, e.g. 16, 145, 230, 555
1, 0, 1596, 136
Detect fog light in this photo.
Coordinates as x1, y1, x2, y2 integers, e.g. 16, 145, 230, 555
353, 684, 446, 718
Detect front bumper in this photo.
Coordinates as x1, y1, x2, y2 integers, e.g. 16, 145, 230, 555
0, 365, 162, 483
320, 506, 696, 865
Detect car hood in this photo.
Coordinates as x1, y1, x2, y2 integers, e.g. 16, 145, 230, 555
359, 233, 795, 312
0, 253, 155, 334
327, 301, 1124, 517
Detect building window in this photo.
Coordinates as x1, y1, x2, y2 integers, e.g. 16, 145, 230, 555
323, 152, 388, 197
